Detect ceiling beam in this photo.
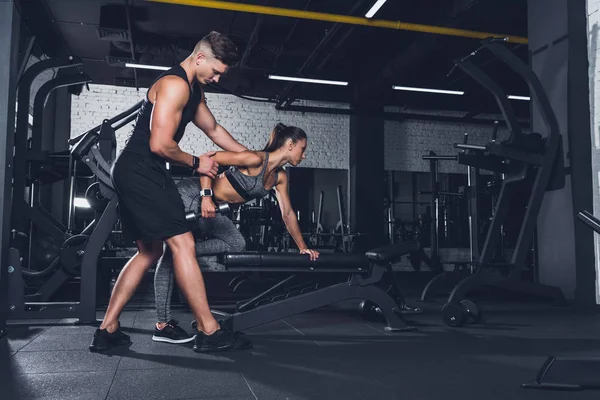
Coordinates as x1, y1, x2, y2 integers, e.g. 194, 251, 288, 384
148, 0, 527, 43
273, 0, 312, 67
275, 0, 368, 108
124, 0, 139, 90
239, 15, 263, 68
358, 0, 480, 101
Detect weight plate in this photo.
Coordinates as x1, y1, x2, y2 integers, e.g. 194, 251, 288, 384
85, 182, 109, 210
60, 234, 89, 276
460, 299, 481, 324
358, 300, 383, 322
441, 302, 468, 327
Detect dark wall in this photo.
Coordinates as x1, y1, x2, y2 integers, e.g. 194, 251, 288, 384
529, 0, 596, 303
288, 167, 348, 233
349, 101, 386, 250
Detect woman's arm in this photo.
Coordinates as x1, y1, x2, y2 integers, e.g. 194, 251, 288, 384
199, 175, 217, 218
210, 151, 263, 168
274, 170, 319, 260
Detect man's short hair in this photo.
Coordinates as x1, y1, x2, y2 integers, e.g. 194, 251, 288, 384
194, 31, 240, 66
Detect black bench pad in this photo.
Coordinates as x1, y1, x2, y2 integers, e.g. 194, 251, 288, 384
365, 241, 420, 263
219, 252, 369, 272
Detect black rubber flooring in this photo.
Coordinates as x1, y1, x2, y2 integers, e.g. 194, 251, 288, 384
3, 301, 600, 400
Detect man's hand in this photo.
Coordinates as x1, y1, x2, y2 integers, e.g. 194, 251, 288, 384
201, 196, 216, 219
300, 248, 320, 261
196, 151, 219, 178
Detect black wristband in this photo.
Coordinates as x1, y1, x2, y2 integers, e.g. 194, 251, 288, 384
192, 155, 200, 170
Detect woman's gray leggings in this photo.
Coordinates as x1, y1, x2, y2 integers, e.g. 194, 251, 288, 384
154, 213, 246, 323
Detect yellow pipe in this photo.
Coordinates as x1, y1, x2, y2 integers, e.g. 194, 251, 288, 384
147, 0, 528, 44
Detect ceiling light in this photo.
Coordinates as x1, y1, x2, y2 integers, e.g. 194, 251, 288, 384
392, 85, 464, 95
268, 75, 349, 86
365, 0, 387, 18
507, 95, 530, 101
125, 63, 170, 71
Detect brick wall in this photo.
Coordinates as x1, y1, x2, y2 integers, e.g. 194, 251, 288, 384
71, 84, 513, 174
588, 0, 600, 301
384, 107, 510, 173
70, 84, 349, 170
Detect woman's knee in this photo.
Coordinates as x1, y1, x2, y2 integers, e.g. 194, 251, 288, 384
229, 231, 246, 252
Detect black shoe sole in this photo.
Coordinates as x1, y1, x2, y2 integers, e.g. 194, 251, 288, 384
193, 342, 252, 353
89, 340, 131, 352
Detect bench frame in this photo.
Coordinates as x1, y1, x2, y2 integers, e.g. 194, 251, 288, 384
212, 261, 417, 332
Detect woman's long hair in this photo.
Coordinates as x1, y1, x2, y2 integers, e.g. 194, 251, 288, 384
263, 123, 307, 152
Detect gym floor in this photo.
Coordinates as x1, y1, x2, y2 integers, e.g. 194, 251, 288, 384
3, 299, 600, 400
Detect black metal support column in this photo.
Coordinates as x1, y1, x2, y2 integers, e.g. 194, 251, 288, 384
529, 0, 595, 304
51, 87, 72, 223
0, 0, 20, 338
349, 96, 385, 250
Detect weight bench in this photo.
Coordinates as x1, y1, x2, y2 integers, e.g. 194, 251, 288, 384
209, 241, 420, 332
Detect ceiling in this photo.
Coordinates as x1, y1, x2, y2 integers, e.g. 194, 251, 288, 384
15, 0, 531, 119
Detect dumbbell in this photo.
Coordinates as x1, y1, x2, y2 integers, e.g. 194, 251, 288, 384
441, 300, 482, 327
185, 202, 231, 222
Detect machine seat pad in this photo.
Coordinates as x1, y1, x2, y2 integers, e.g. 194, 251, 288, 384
365, 241, 420, 263
219, 252, 368, 270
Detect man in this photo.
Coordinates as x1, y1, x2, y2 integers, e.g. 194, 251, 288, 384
89, 31, 251, 353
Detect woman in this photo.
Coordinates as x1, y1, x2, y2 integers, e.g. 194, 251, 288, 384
152, 123, 320, 344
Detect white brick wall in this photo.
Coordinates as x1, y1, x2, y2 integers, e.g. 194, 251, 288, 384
70, 84, 349, 170
384, 107, 510, 173
70, 84, 510, 175
587, 0, 600, 303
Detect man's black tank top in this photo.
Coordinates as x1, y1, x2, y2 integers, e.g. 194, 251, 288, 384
122, 65, 203, 158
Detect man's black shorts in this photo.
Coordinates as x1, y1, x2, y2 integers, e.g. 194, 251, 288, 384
111, 151, 193, 243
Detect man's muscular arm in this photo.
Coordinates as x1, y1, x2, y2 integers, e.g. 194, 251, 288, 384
193, 98, 248, 152
148, 76, 218, 177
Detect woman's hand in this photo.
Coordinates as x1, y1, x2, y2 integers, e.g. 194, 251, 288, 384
201, 197, 216, 218
300, 248, 320, 261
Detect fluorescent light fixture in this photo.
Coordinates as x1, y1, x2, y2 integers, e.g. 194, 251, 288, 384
365, 0, 387, 18
73, 198, 91, 208
392, 85, 464, 95
125, 63, 170, 71
268, 75, 348, 86
508, 95, 530, 101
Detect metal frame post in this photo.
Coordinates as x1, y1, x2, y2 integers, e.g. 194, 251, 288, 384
0, 0, 20, 338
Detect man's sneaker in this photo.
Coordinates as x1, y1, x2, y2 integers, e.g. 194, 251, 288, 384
193, 328, 252, 353
152, 319, 196, 344
89, 323, 131, 352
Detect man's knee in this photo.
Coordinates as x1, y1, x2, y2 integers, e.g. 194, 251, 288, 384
138, 240, 164, 264
165, 232, 196, 256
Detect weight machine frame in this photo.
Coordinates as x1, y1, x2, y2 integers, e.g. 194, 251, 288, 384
423, 39, 566, 306
6, 84, 141, 323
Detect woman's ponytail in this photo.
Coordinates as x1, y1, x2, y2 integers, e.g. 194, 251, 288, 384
263, 123, 306, 152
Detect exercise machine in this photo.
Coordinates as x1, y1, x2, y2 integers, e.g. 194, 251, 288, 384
420, 128, 500, 300
7, 99, 141, 323
431, 38, 567, 325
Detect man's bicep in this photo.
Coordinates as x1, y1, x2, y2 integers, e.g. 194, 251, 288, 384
193, 99, 218, 133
